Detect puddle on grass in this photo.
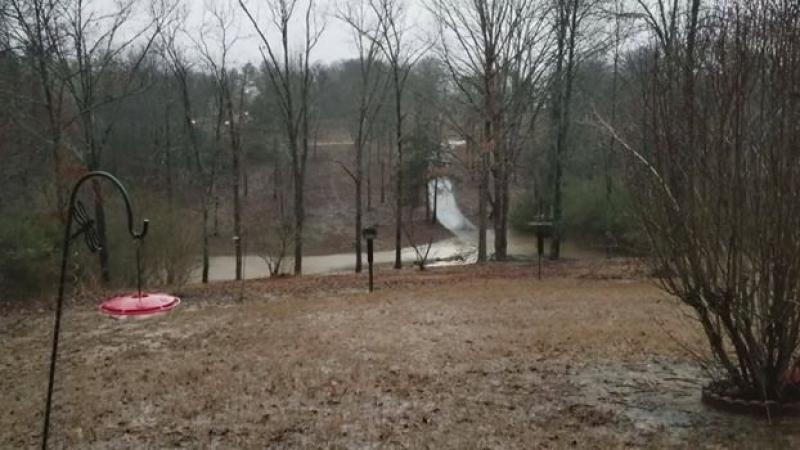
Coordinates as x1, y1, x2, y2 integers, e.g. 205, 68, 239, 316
566, 358, 717, 436
566, 357, 800, 446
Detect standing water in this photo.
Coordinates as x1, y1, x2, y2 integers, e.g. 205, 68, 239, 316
197, 177, 592, 281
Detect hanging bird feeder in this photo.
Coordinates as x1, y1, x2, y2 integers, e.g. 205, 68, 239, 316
42, 171, 180, 448
99, 292, 180, 318
98, 229, 180, 318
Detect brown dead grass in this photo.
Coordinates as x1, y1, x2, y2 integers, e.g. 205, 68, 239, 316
2, 260, 800, 448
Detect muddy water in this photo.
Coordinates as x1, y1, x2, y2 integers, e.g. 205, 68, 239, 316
198, 238, 471, 282
197, 177, 600, 281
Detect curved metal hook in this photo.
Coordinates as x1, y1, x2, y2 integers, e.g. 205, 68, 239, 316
67, 171, 149, 240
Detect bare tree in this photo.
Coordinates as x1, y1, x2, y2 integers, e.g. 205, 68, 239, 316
6, 0, 68, 216
194, 0, 247, 281
336, 0, 387, 273
602, 0, 622, 257
603, 0, 800, 404
430, 0, 552, 261
51, 0, 167, 283
160, 6, 221, 283
239, 0, 324, 275
548, 0, 604, 259
342, 0, 428, 270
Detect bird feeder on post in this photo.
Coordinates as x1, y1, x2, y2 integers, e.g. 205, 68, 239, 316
42, 171, 179, 449
361, 226, 377, 292
528, 220, 553, 280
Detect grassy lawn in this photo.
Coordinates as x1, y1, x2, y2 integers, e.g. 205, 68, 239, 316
3, 260, 799, 448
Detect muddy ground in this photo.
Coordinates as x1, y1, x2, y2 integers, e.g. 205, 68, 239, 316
3, 260, 800, 448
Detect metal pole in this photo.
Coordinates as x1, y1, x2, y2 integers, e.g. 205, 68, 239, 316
538, 253, 542, 280
42, 171, 148, 449
41, 202, 74, 450
537, 233, 544, 281
367, 238, 374, 292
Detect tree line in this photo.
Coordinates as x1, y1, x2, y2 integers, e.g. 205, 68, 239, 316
0, 0, 635, 289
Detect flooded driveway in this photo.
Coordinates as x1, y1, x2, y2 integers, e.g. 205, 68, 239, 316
197, 177, 599, 281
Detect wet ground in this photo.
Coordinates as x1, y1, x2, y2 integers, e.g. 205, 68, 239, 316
199, 229, 599, 282
199, 176, 606, 282
3, 260, 800, 448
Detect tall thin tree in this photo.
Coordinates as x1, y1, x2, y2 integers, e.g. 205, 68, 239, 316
239, 0, 324, 275
342, 0, 427, 269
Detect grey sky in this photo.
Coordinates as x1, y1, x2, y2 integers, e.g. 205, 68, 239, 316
182, 0, 431, 67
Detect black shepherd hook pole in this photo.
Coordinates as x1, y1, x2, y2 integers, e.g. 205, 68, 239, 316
42, 171, 148, 449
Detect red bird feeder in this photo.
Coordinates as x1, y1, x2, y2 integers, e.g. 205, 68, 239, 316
100, 292, 180, 318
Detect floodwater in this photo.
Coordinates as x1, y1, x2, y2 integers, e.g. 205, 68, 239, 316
197, 177, 598, 281
198, 239, 471, 282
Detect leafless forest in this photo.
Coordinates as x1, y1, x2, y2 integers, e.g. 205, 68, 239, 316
1, 0, 644, 290
2, 0, 800, 447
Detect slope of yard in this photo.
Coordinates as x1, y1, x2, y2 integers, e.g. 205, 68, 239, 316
2, 260, 799, 448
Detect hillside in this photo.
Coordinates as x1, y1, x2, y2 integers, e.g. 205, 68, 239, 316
208, 142, 454, 257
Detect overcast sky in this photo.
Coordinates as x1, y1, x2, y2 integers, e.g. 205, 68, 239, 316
177, 0, 432, 67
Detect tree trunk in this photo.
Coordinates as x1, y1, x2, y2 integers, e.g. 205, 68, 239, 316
202, 202, 210, 283
165, 107, 174, 208
493, 149, 508, 261
273, 160, 279, 200
85, 106, 111, 284
293, 155, 304, 275
393, 71, 403, 270
380, 141, 386, 204
499, 166, 510, 258
355, 141, 364, 273
213, 194, 220, 237
431, 177, 438, 224
605, 3, 619, 258
233, 147, 242, 281
425, 181, 431, 221
91, 179, 111, 284
164, 109, 176, 285
550, 0, 578, 260
366, 143, 373, 210
478, 151, 489, 262
550, 149, 563, 259
51, 134, 65, 221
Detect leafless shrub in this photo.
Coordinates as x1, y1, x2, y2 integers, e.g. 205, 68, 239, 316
256, 211, 295, 277
609, 0, 800, 401
403, 222, 433, 271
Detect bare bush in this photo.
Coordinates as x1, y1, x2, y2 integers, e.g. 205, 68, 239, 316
610, 0, 800, 401
256, 211, 295, 277
403, 221, 433, 271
